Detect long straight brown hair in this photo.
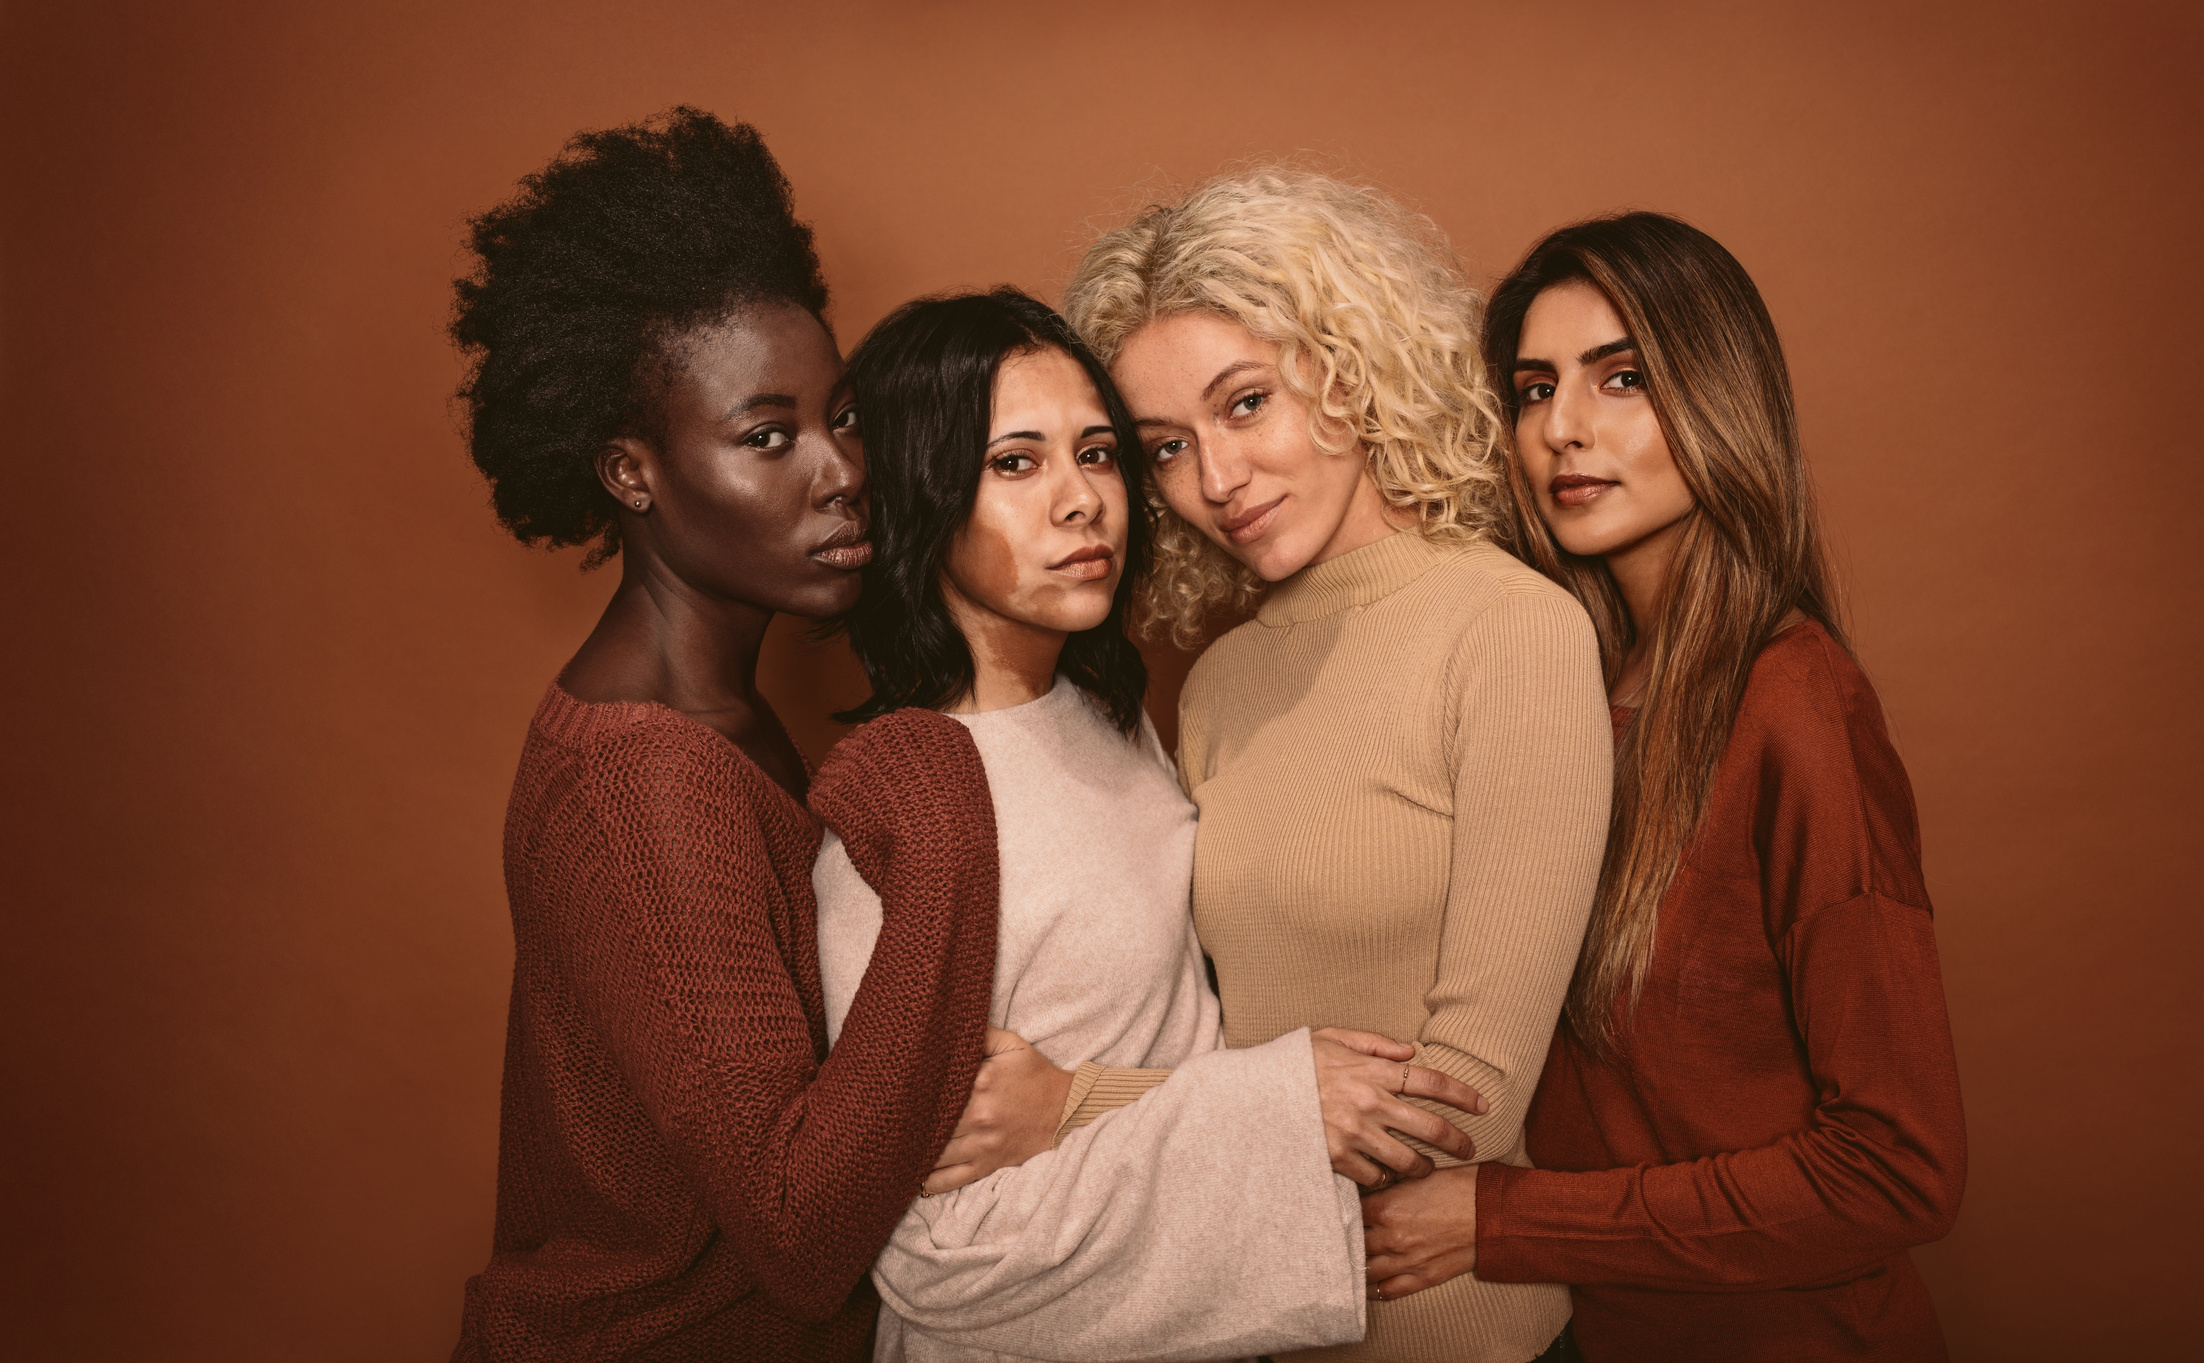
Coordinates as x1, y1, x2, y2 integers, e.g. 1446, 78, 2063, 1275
1484, 213, 1846, 1057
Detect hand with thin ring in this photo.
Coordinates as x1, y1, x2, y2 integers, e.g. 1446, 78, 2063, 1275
1309, 1028, 1485, 1188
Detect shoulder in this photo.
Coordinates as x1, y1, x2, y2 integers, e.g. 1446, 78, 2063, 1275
523, 685, 743, 799
576, 703, 748, 798
1182, 539, 1596, 711
815, 707, 984, 789
1424, 541, 1601, 676
547, 689, 804, 854
1730, 622, 1929, 911
1734, 621, 1893, 761
1426, 537, 1581, 607
511, 689, 800, 892
810, 708, 992, 843
1371, 539, 1601, 665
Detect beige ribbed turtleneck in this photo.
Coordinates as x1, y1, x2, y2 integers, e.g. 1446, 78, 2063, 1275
1177, 531, 1612, 1363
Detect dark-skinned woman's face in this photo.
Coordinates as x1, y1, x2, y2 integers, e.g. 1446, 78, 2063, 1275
604, 301, 869, 617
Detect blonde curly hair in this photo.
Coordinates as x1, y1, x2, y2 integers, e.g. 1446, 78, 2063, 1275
1063, 168, 1507, 645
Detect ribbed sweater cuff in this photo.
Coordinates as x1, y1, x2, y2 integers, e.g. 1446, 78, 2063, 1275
1052, 1063, 1172, 1146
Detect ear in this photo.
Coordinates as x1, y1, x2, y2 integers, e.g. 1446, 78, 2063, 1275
596, 435, 656, 515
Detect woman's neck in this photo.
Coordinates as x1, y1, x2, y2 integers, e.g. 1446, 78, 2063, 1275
563, 555, 773, 723
1603, 517, 1687, 707
940, 585, 1065, 714
1307, 469, 1415, 568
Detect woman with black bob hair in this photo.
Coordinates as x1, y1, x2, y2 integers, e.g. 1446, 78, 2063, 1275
835, 288, 1153, 733
813, 289, 1488, 1361
448, 109, 1009, 1363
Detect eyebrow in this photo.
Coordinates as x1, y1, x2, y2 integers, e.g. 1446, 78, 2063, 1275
1513, 338, 1637, 374
988, 423, 1119, 449
1202, 359, 1267, 400
722, 392, 797, 421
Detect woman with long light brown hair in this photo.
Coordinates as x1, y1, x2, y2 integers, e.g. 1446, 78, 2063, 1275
1357, 212, 1968, 1362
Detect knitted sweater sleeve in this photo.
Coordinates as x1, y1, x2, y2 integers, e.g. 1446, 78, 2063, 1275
559, 709, 997, 1325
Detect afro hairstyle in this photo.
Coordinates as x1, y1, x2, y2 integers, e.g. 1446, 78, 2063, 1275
450, 106, 830, 566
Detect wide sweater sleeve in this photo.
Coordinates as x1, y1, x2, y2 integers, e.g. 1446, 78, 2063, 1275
557, 709, 997, 1324
873, 1029, 1365, 1361
1475, 651, 1968, 1289
1404, 584, 1612, 1162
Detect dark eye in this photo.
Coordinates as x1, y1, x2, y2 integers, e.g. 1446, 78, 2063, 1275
1152, 437, 1190, 463
745, 427, 793, 450
832, 405, 860, 432
990, 452, 1037, 474
1519, 382, 1556, 404
1229, 390, 1268, 418
1077, 444, 1116, 468
1603, 370, 1644, 392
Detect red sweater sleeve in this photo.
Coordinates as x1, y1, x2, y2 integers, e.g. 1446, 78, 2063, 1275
1477, 891, 1966, 1289
1476, 635, 1967, 1291
557, 709, 996, 1323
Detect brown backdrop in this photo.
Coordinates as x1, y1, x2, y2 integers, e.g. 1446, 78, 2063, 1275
4, 1, 2198, 1357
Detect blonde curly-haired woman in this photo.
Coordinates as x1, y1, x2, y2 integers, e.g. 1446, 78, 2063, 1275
1064, 171, 1612, 1363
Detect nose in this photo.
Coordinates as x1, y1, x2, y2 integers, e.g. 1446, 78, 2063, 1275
1196, 434, 1252, 505
1053, 458, 1104, 526
815, 428, 866, 512
1541, 380, 1593, 454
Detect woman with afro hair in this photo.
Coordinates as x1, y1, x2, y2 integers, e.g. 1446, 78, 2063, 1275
446, 109, 1037, 1362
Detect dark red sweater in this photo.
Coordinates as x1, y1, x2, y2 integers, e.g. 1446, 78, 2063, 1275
454, 687, 998, 1362
1476, 622, 1966, 1361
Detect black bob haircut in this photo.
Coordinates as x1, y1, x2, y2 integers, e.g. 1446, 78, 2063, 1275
834, 288, 1154, 735
450, 107, 829, 567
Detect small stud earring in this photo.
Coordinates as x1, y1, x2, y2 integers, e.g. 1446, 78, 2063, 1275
633, 499, 645, 510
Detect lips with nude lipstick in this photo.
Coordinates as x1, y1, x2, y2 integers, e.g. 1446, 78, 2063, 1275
1049, 543, 1116, 581
810, 521, 874, 570
1549, 473, 1619, 509
1219, 495, 1286, 545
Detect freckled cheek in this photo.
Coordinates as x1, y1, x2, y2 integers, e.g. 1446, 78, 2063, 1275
1153, 462, 1204, 524
1248, 412, 1326, 484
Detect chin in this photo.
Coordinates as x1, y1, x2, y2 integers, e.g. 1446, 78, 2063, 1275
1236, 534, 1320, 583
1055, 606, 1118, 635
1041, 587, 1119, 635
782, 578, 864, 619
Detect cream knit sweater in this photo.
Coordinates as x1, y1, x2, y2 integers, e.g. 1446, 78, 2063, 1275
1178, 532, 1612, 1363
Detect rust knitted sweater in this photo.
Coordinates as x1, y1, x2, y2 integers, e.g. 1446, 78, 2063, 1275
454, 686, 998, 1362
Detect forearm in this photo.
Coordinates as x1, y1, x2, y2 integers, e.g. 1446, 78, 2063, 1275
1476, 1125, 1961, 1291
609, 889, 995, 1322
755, 710, 1001, 1298
1478, 898, 1965, 1292
588, 709, 1000, 1321
1416, 590, 1610, 1163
